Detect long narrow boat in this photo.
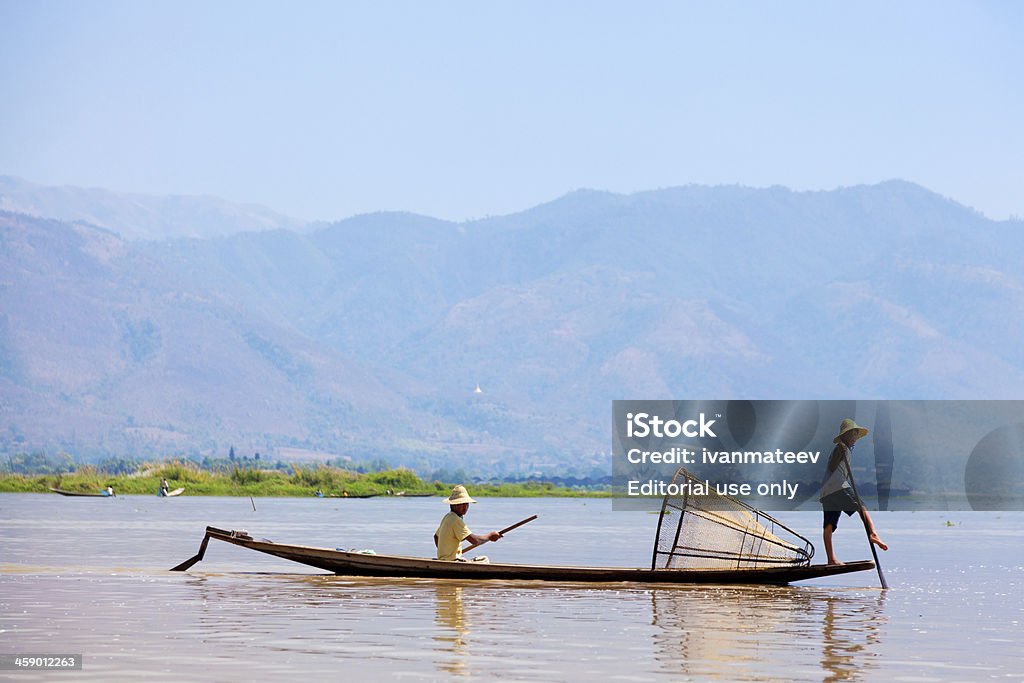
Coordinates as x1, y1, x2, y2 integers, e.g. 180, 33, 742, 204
171, 526, 874, 584
327, 493, 381, 499
49, 487, 110, 497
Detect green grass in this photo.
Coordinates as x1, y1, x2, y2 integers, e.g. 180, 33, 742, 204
0, 461, 609, 498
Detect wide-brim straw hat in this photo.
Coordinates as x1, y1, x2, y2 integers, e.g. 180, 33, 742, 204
833, 418, 869, 444
443, 485, 477, 505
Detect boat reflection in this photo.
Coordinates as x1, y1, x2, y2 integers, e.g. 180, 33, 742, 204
178, 571, 888, 681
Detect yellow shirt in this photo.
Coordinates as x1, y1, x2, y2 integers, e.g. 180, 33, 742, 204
436, 511, 471, 560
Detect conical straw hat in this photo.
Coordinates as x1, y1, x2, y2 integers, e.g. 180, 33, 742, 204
443, 485, 477, 505
833, 418, 869, 444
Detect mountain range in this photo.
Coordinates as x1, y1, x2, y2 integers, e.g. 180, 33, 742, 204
0, 175, 305, 241
2, 177, 1022, 477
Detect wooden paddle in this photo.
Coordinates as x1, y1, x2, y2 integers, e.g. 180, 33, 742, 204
460, 514, 538, 555
842, 450, 889, 589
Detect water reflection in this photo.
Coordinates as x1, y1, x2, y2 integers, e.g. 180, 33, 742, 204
820, 590, 887, 682
433, 584, 469, 677
3, 496, 1021, 680
650, 586, 887, 681
173, 573, 892, 681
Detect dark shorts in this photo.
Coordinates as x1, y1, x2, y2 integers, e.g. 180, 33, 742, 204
821, 488, 860, 530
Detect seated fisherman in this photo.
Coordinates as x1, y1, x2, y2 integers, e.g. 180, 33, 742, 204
434, 485, 502, 561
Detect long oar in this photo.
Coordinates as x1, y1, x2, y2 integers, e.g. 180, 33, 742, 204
461, 515, 537, 555
843, 451, 889, 589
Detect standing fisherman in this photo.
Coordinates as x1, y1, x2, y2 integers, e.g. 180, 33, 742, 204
820, 419, 888, 565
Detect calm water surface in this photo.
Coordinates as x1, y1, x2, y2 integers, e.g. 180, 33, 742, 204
0, 495, 1021, 681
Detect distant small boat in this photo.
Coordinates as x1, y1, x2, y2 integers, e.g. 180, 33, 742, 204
395, 492, 437, 498
159, 488, 185, 497
49, 487, 111, 497
327, 493, 381, 499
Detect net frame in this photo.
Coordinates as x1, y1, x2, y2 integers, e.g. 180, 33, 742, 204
651, 467, 815, 570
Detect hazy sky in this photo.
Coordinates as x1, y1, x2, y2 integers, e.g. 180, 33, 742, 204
1, 1, 1021, 222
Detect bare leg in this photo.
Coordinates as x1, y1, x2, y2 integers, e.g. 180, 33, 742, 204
823, 524, 842, 565
859, 507, 888, 551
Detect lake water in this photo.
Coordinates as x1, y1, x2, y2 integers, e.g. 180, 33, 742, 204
0, 494, 1021, 680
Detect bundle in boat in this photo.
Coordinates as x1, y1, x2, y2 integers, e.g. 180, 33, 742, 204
652, 467, 814, 570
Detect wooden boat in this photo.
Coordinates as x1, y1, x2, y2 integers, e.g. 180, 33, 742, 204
159, 488, 185, 497
326, 493, 380, 499
49, 487, 111, 497
171, 526, 875, 584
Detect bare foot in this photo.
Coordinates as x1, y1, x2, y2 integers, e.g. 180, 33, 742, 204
826, 558, 844, 565
870, 534, 888, 551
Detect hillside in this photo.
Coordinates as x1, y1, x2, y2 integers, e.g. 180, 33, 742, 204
0, 175, 306, 240
2, 181, 1022, 476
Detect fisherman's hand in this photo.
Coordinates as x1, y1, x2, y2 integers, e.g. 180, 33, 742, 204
488, 531, 503, 542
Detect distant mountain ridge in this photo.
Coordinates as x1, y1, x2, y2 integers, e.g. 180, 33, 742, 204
0, 175, 307, 241
1, 180, 1022, 476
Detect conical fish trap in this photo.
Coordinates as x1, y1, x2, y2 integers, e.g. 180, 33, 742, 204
652, 468, 814, 570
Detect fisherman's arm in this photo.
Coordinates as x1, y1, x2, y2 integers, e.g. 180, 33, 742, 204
463, 531, 502, 546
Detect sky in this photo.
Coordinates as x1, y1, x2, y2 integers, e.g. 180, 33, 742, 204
1, 1, 1021, 222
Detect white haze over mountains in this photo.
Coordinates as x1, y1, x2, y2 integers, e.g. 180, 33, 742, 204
0, 175, 306, 241
1, 177, 1022, 477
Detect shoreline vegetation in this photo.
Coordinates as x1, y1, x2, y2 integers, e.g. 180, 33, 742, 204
0, 461, 610, 498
